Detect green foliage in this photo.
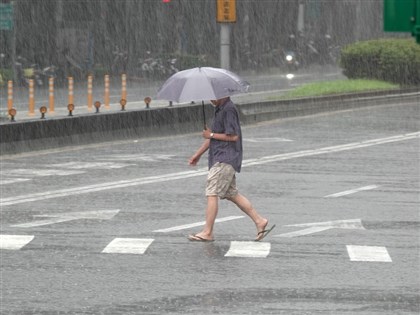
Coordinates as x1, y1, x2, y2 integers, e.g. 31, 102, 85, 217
267, 79, 398, 100
0, 68, 13, 84
340, 39, 420, 86
279, 79, 398, 99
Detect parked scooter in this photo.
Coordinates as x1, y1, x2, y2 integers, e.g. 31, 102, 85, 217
166, 58, 179, 76
15, 56, 43, 87
40, 65, 58, 84
138, 52, 171, 80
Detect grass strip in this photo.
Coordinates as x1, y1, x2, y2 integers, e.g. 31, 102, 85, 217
270, 79, 399, 100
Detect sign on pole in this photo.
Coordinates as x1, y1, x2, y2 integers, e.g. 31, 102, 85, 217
0, 3, 13, 30
216, 0, 236, 23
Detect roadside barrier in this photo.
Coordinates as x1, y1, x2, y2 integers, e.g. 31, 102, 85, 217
122, 73, 127, 102
28, 79, 35, 116
104, 74, 110, 109
49, 77, 55, 114
68, 77, 74, 108
87, 75, 93, 111
7, 80, 13, 114
4, 73, 133, 121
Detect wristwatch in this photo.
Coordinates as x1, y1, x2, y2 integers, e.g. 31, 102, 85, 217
210, 132, 214, 139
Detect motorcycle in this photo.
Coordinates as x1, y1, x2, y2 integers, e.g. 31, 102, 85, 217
284, 50, 299, 72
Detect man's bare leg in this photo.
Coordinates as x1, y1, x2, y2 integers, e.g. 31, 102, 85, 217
228, 193, 268, 233
190, 195, 218, 240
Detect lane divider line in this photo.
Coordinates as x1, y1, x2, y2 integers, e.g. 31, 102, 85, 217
324, 185, 379, 198
1, 132, 419, 207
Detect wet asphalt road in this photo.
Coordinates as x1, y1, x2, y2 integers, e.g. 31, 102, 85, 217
0, 100, 419, 314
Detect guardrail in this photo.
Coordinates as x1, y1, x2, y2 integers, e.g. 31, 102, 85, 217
1, 88, 419, 155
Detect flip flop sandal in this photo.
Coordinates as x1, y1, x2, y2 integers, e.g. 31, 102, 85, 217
255, 224, 276, 241
188, 234, 214, 242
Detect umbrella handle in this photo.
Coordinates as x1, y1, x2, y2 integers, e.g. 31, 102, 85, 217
202, 101, 206, 129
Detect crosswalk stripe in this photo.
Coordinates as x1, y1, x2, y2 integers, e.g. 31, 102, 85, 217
0, 236, 395, 263
0, 235, 34, 250
346, 245, 392, 262
102, 238, 154, 255
225, 241, 271, 258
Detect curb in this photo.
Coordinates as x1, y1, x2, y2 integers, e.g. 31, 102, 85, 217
1, 88, 419, 155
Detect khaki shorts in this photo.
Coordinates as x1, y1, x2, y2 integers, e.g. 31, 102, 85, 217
206, 162, 238, 199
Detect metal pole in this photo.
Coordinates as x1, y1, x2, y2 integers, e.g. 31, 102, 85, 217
220, 23, 230, 70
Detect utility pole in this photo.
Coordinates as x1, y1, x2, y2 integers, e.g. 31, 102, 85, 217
216, 0, 236, 70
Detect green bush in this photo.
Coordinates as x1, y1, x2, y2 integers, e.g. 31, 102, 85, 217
340, 38, 420, 86
0, 68, 13, 84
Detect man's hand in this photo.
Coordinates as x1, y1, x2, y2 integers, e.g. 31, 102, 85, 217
188, 154, 200, 166
202, 127, 212, 139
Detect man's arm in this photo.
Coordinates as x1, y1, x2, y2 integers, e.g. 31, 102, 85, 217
189, 139, 210, 166
202, 127, 239, 142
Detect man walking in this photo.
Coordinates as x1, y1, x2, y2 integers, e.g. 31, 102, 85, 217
188, 97, 275, 242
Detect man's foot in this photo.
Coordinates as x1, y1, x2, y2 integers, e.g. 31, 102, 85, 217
188, 233, 214, 242
255, 220, 276, 241
256, 219, 269, 237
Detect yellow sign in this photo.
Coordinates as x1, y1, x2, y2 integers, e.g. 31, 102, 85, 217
217, 0, 236, 23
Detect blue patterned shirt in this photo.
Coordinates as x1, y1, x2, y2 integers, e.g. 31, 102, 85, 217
208, 98, 243, 172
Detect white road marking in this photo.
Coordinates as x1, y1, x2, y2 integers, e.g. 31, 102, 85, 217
1, 170, 207, 206
346, 245, 392, 262
153, 215, 244, 233
0, 235, 34, 250
102, 238, 154, 254
225, 241, 271, 258
242, 132, 420, 167
0, 178, 31, 185
275, 219, 365, 238
98, 154, 175, 162
244, 137, 293, 143
47, 162, 135, 169
324, 185, 379, 198
11, 210, 120, 228
1, 132, 418, 207
1, 169, 85, 177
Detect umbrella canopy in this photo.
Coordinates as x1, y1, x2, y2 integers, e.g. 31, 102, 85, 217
156, 67, 250, 103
